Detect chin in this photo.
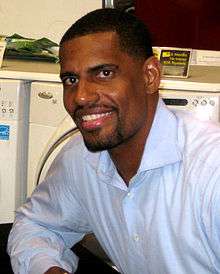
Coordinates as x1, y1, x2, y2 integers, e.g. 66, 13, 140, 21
83, 132, 124, 152
83, 139, 118, 152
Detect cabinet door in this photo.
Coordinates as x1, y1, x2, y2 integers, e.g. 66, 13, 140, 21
135, 0, 220, 51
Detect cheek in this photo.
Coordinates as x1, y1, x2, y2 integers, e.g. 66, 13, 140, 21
119, 85, 147, 122
63, 91, 75, 113
118, 84, 145, 111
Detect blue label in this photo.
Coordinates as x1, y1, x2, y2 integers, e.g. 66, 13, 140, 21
0, 125, 10, 140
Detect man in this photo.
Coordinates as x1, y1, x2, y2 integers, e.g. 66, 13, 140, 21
8, 8, 220, 274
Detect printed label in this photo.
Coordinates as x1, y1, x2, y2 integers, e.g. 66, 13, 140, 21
0, 125, 10, 140
159, 47, 191, 78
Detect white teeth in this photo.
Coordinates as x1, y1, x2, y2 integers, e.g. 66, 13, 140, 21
82, 112, 111, 121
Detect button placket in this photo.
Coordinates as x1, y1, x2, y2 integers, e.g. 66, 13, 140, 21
123, 186, 142, 246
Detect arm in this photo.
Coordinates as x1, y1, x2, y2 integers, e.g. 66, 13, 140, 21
8, 152, 90, 274
199, 164, 220, 268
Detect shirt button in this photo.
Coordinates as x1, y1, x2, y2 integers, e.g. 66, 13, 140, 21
127, 192, 133, 198
133, 234, 139, 242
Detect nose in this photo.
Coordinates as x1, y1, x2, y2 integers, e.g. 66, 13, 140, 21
74, 79, 99, 107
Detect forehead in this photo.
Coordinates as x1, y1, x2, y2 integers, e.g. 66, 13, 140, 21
60, 31, 119, 54
63, 31, 119, 49
59, 32, 128, 69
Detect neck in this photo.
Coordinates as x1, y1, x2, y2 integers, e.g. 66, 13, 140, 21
109, 136, 146, 185
109, 95, 158, 185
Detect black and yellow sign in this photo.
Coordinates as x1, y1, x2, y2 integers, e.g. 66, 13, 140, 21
160, 48, 191, 78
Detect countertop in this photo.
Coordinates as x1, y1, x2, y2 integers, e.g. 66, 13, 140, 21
0, 59, 60, 82
0, 59, 220, 92
160, 65, 220, 92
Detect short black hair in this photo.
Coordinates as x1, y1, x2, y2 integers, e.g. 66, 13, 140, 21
60, 8, 153, 60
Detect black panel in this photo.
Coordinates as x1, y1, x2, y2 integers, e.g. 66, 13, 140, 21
0, 224, 13, 274
135, 0, 220, 51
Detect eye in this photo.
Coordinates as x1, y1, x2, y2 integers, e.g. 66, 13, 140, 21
62, 76, 79, 86
98, 69, 114, 79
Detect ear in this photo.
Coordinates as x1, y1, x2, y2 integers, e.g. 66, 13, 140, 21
142, 56, 161, 94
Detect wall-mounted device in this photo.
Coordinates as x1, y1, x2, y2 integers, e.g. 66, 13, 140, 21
102, 0, 135, 13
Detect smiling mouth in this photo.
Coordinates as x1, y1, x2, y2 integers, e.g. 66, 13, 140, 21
82, 112, 112, 121
78, 111, 114, 131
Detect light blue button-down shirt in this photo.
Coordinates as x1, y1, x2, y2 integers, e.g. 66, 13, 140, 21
8, 99, 220, 274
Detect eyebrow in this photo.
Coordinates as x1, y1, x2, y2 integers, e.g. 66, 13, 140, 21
60, 64, 119, 80
87, 64, 119, 74
59, 72, 78, 80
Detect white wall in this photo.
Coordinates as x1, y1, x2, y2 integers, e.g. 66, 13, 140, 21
0, 0, 101, 44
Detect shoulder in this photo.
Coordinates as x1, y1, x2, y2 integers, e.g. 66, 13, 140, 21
54, 130, 86, 163
53, 130, 101, 169
175, 112, 220, 222
62, 130, 85, 153
175, 111, 220, 167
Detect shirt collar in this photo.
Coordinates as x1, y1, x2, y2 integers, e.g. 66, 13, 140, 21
85, 98, 182, 174
138, 99, 182, 172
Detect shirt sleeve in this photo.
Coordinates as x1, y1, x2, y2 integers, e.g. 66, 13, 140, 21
7, 150, 91, 274
200, 165, 220, 270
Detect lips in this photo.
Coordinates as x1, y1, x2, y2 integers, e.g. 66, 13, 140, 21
76, 110, 114, 131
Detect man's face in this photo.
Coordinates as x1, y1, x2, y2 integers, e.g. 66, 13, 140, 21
59, 32, 159, 152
